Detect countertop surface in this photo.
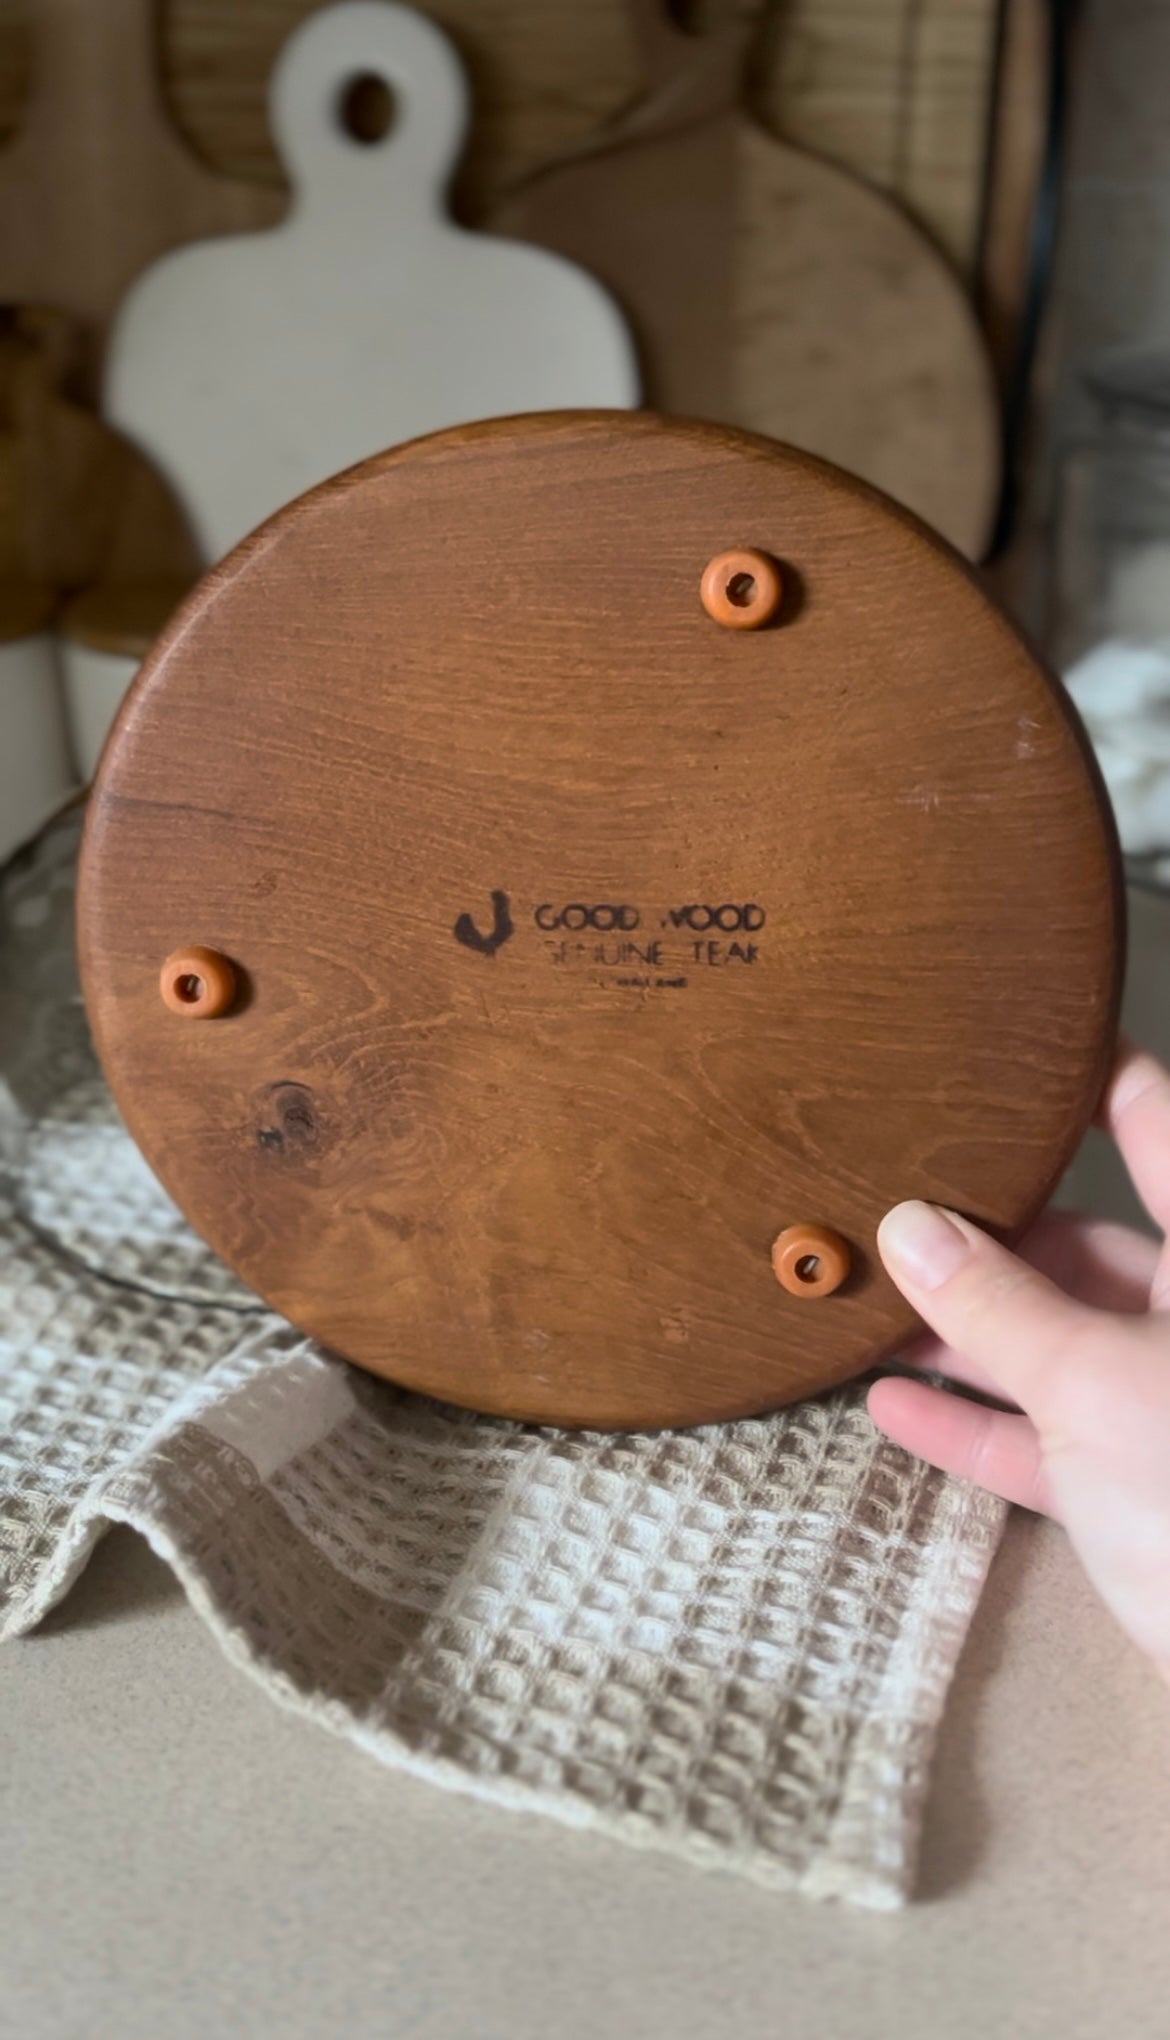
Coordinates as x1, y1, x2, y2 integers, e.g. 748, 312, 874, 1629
3, 1512, 1169, 2040
3, 891, 1170, 2040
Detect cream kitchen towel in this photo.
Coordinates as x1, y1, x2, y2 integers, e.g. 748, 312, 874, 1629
0, 811, 1006, 1910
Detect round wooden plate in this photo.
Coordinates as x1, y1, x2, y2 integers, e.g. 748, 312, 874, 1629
77, 413, 1122, 1430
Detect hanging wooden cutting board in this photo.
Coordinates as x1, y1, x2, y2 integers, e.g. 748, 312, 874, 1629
491, 0, 999, 559
0, 304, 197, 597
0, 0, 285, 392
104, 0, 639, 566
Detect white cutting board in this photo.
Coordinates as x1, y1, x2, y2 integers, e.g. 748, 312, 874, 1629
103, 1, 639, 565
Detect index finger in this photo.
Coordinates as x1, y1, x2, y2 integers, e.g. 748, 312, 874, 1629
876, 1201, 1096, 1412
1098, 1038, 1170, 1241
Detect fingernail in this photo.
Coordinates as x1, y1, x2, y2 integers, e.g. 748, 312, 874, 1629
878, 1201, 971, 1290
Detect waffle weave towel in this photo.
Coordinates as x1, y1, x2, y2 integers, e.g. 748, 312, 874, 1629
0, 813, 1005, 1908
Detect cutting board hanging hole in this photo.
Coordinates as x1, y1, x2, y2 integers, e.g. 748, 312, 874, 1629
336, 72, 397, 146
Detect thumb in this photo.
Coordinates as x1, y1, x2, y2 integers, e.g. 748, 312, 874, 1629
878, 1200, 1094, 1409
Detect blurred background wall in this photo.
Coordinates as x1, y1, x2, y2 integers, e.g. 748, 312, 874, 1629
0, 0, 1004, 268
2, 0, 1170, 872
1047, 0, 1170, 418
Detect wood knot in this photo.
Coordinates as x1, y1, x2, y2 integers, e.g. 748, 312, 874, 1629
255, 1081, 321, 1158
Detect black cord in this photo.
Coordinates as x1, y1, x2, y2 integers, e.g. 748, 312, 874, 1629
987, 0, 1079, 559
973, 0, 1011, 300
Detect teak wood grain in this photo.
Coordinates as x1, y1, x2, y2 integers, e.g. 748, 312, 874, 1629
78, 413, 1122, 1431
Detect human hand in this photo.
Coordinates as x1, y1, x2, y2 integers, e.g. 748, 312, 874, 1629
869, 1040, 1170, 1679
